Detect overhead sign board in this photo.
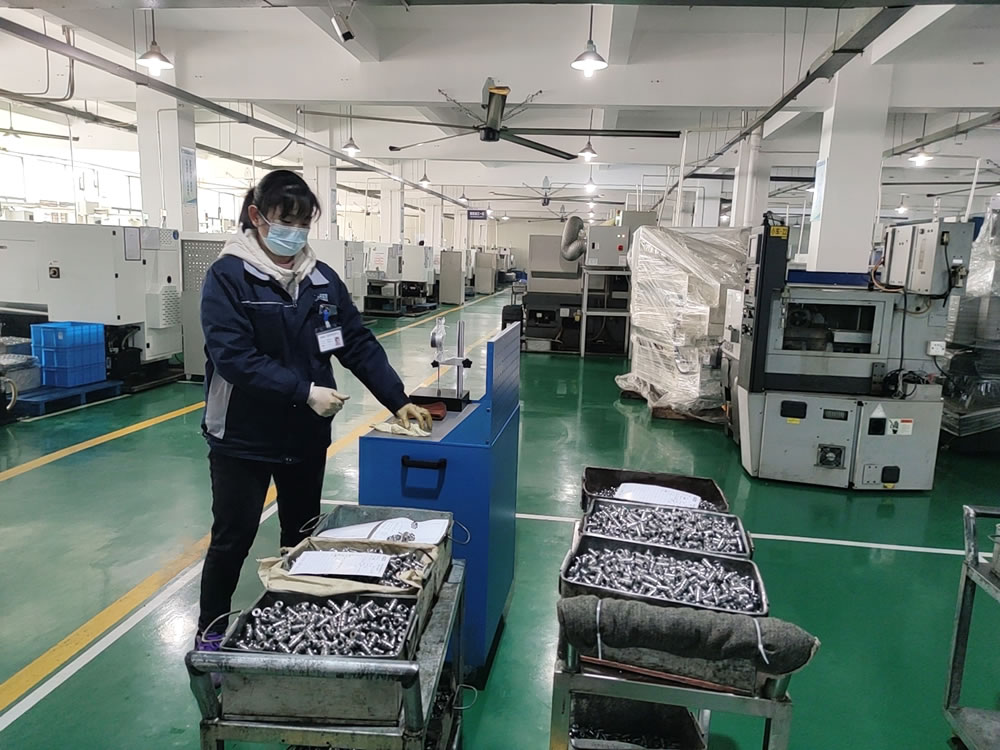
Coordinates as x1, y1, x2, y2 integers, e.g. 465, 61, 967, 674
467, 209, 488, 220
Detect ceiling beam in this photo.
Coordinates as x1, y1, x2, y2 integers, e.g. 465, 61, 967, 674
0, 15, 466, 207
762, 111, 808, 139
0, 0, 982, 7
297, 7, 380, 63
868, 4, 956, 64
606, 6, 639, 66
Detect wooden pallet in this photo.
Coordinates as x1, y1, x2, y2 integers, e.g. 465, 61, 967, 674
12, 380, 124, 417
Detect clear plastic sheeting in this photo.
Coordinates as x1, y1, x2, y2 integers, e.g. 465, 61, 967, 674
967, 204, 1000, 302
617, 226, 749, 422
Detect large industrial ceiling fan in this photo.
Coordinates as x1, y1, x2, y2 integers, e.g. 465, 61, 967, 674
488, 177, 623, 207
305, 79, 680, 161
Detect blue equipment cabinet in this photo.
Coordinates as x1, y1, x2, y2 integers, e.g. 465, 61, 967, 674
358, 324, 520, 679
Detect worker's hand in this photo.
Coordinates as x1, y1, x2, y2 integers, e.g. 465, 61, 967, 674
306, 385, 350, 418
396, 403, 432, 432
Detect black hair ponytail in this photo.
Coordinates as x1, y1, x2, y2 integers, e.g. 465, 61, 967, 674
238, 169, 321, 231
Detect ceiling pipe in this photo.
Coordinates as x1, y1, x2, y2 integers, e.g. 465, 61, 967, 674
884, 111, 1000, 159
655, 6, 911, 205
0, 16, 466, 208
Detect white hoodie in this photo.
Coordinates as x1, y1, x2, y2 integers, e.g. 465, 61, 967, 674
220, 229, 318, 300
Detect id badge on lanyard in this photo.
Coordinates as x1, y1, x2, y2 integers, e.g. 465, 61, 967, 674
316, 304, 344, 353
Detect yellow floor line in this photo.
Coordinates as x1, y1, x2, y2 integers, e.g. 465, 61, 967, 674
0, 403, 204, 484
0, 292, 503, 485
0, 327, 500, 715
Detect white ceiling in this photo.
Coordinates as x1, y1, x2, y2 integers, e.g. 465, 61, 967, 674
2, 4, 1000, 219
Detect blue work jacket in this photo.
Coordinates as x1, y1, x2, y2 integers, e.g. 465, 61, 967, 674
201, 254, 408, 463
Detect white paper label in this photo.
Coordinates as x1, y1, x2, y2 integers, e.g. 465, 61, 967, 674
888, 418, 913, 436
289, 550, 390, 578
317, 327, 344, 352
614, 483, 702, 508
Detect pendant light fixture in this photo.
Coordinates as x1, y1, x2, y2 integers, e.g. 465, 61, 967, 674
578, 110, 598, 162
570, 6, 608, 78
908, 115, 934, 166
342, 105, 360, 156
419, 160, 431, 187
895, 193, 909, 214
459, 187, 469, 204
501, 212, 510, 221
486, 203, 494, 217
584, 166, 597, 194
588, 201, 595, 209
137, 10, 174, 77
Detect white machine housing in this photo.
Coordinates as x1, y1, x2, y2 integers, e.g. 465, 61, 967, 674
401, 244, 434, 284
0, 221, 182, 362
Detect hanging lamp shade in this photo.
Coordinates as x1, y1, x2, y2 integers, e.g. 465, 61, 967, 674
571, 41, 608, 78
578, 139, 597, 162
342, 136, 360, 156
137, 41, 173, 76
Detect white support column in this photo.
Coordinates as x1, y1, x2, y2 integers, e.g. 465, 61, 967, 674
738, 128, 771, 228
379, 178, 404, 244
806, 55, 892, 273
694, 180, 723, 227
302, 130, 338, 241
730, 138, 753, 229
453, 208, 469, 249
137, 86, 198, 231
427, 202, 444, 249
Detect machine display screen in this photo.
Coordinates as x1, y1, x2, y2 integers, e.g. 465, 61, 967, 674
782, 302, 877, 354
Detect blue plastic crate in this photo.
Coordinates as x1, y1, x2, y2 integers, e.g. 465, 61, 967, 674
41, 363, 106, 388
31, 322, 104, 350
31, 322, 105, 371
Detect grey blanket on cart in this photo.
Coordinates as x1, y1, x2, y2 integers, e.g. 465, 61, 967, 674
557, 595, 819, 675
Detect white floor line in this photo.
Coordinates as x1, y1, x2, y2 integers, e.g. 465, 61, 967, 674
514, 512, 968, 556
20, 394, 132, 422
0, 502, 279, 733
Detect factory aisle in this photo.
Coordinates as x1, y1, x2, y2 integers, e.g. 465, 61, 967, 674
0, 292, 998, 749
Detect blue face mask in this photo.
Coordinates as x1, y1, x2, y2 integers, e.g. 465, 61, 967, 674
259, 214, 309, 257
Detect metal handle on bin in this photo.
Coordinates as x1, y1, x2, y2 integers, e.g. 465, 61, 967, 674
401, 455, 447, 471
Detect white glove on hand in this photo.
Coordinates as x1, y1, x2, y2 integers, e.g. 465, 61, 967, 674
396, 403, 432, 432
306, 385, 350, 418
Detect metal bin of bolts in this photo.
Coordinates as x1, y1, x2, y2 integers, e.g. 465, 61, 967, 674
550, 467, 821, 750
186, 503, 468, 750
358, 322, 521, 685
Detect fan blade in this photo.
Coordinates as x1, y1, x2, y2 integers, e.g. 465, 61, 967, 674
505, 128, 681, 139
300, 110, 480, 131
498, 131, 577, 161
389, 132, 475, 152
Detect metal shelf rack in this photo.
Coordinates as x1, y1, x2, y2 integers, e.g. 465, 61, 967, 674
187, 561, 466, 750
549, 639, 793, 750
579, 266, 631, 358
944, 506, 1000, 749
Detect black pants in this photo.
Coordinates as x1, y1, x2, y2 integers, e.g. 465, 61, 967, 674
197, 451, 326, 634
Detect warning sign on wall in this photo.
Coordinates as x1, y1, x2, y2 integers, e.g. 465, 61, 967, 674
888, 418, 914, 436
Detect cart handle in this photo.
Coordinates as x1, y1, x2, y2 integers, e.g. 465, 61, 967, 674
962, 505, 1000, 565
402, 456, 447, 471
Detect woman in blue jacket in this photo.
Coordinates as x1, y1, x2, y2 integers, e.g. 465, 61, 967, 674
196, 170, 430, 648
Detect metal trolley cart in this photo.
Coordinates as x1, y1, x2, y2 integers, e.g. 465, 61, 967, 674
944, 506, 1000, 749
187, 561, 466, 750
549, 640, 793, 750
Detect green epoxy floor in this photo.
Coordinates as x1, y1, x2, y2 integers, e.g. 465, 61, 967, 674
1, 293, 998, 749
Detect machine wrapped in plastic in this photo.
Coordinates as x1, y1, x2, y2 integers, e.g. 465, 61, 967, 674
616, 226, 749, 422
944, 201, 1000, 443
0, 353, 41, 393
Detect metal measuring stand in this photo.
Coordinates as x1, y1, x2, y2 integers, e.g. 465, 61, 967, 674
187, 561, 466, 750
944, 506, 1000, 749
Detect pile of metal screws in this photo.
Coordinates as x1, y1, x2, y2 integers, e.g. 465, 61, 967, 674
565, 547, 762, 613
569, 724, 683, 748
585, 504, 745, 555
591, 486, 713, 510
234, 598, 412, 656
387, 531, 417, 542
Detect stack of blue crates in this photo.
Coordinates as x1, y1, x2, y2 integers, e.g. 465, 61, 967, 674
30, 322, 106, 387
